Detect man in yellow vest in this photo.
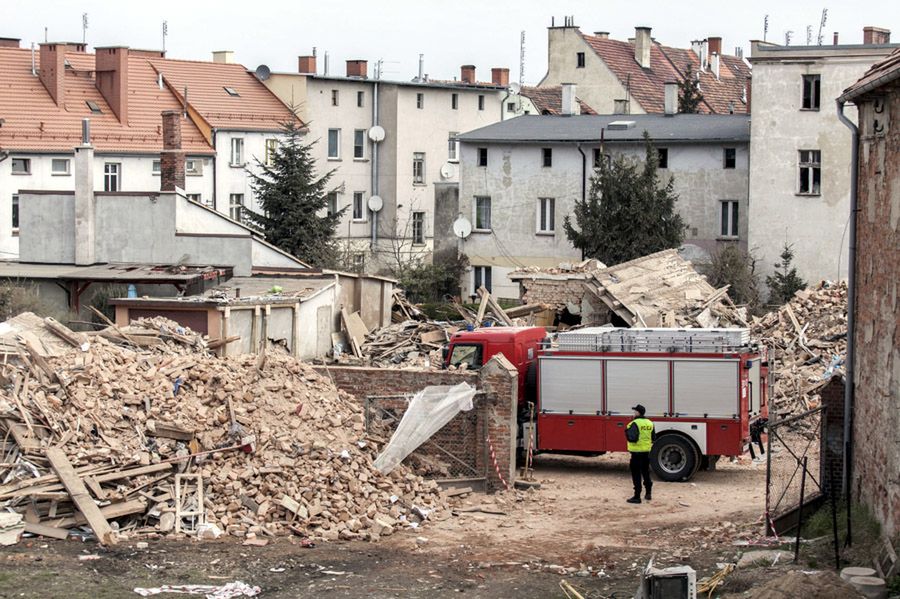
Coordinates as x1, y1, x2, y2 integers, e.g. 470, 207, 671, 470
626, 404, 656, 504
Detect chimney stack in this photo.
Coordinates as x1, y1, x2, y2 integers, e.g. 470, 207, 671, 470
298, 55, 316, 74
664, 81, 678, 115
212, 50, 234, 64
460, 64, 476, 83
95, 47, 129, 123
346, 60, 367, 78
833, 32, 839, 45
38, 43, 67, 106
491, 67, 509, 87
711, 52, 720, 80
863, 26, 891, 45
707, 36, 722, 56
560, 83, 577, 115
0, 37, 20, 48
160, 111, 186, 193
745, 75, 752, 113
594, 31, 609, 39
74, 118, 96, 265
634, 27, 652, 69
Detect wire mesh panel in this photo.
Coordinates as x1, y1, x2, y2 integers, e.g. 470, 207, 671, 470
365, 393, 488, 481
766, 406, 825, 536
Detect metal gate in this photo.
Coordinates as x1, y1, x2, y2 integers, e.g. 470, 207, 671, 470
364, 393, 489, 486
766, 406, 826, 536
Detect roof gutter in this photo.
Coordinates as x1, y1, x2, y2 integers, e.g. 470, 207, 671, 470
838, 68, 900, 104
836, 97, 859, 544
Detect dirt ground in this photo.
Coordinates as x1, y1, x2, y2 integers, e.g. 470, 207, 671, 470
1, 453, 790, 598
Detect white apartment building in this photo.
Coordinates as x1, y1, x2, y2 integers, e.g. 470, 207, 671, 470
0, 40, 297, 259
264, 57, 514, 272
452, 106, 750, 299
748, 27, 897, 287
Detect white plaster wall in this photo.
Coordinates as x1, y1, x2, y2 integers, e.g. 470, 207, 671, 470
748, 52, 892, 286
296, 284, 337, 359
214, 130, 283, 215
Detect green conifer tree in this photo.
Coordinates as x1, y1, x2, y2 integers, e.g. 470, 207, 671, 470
766, 243, 807, 304
678, 63, 705, 114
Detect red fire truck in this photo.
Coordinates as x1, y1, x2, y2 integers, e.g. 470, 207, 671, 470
445, 326, 769, 481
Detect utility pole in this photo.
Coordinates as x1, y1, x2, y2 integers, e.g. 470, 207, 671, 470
82, 13, 88, 44
763, 15, 769, 42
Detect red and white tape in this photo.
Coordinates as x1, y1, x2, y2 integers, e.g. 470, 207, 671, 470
486, 434, 510, 491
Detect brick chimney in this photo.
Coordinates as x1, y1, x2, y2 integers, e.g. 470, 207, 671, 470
634, 27, 652, 69
461, 64, 476, 83
745, 75, 752, 114
160, 111, 185, 192
0, 37, 20, 48
863, 26, 891, 45
298, 55, 316, 74
593, 31, 609, 39
212, 50, 234, 64
38, 43, 67, 106
95, 47, 129, 123
346, 60, 367, 78
707, 36, 722, 56
491, 67, 509, 86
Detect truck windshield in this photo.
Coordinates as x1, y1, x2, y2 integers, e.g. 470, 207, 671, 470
448, 344, 483, 369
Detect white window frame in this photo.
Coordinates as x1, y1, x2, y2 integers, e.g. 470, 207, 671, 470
11, 158, 31, 175
474, 265, 492, 294
801, 74, 821, 111
103, 162, 121, 192
448, 132, 459, 162
51, 158, 71, 176
798, 149, 821, 195
230, 138, 244, 167
412, 152, 425, 185
719, 200, 739, 238
474, 196, 491, 231
265, 138, 278, 166
352, 191, 366, 222
411, 211, 426, 245
185, 159, 201, 176
537, 197, 555, 234
229, 193, 244, 221
326, 192, 338, 216
353, 129, 366, 160
152, 160, 161, 175
327, 129, 341, 160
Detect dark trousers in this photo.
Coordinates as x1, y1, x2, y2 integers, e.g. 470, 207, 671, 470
629, 452, 652, 497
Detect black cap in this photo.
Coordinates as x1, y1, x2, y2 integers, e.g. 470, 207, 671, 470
632, 404, 646, 416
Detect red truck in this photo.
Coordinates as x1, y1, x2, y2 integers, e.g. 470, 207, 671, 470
444, 326, 769, 481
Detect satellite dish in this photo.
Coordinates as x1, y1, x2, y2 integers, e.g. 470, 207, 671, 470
368, 125, 385, 142
453, 216, 472, 239
255, 64, 271, 81
508, 81, 521, 95
367, 195, 383, 212
440, 163, 455, 179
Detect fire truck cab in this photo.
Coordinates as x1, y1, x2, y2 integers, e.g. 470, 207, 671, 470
445, 326, 769, 481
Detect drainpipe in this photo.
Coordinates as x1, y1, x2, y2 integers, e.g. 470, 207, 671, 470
500, 90, 510, 121
371, 80, 380, 249
836, 98, 858, 544
211, 129, 218, 211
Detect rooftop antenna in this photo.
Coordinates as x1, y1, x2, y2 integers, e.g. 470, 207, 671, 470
519, 30, 525, 87
162, 20, 168, 52
763, 15, 769, 42
44, 27, 48, 43
82, 13, 88, 44
785, 30, 793, 46
806, 25, 813, 45
817, 8, 828, 45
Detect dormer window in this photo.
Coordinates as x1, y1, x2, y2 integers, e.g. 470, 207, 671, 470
86, 100, 102, 114
223, 87, 240, 97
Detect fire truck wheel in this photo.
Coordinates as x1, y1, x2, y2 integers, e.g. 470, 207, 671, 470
650, 435, 699, 482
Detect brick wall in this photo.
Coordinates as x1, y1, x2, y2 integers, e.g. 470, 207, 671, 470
313, 358, 517, 491
852, 89, 900, 537
819, 376, 845, 498
520, 276, 591, 309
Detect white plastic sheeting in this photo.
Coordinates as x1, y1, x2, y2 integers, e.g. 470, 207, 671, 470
373, 383, 477, 474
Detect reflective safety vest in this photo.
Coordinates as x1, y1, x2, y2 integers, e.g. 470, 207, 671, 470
626, 418, 654, 453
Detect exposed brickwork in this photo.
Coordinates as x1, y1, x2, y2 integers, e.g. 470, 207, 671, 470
298, 55, 316, 74
160, 110, 185, 192
819, 376, 846, 498
516, 276, 610, 324
313, 359, 518, 491
346, 60, 367, 78
95, 46, 129, 122
852, 85, 900, 537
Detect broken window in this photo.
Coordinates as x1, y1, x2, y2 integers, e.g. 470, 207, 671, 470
412, 152, 425, 184
538, 197, 555, 233
352, 192, 365, 221
229, 193, 244, 221
474, 196, 491, 230
576, 52, 586, 68
542, 147, 552, 168
657, 148, 668, 169
799, 150, 821, 195
473, 266, 492, 294
720, 200, 739, 237
327, 129, 340, 159
477, 147, 488, 167
412, 211, 425, 245
801, 74, 821, 110
723, 147, 736, 169
103, 162, 120, 192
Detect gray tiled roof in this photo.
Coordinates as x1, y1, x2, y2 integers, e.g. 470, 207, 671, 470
457, 114, 751, 144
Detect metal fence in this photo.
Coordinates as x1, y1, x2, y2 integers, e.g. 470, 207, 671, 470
364, 392, 489, 483
766, 405, 826, 536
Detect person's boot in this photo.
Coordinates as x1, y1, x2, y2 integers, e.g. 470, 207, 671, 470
645, 484, 652, 501
626, 495, 641, 504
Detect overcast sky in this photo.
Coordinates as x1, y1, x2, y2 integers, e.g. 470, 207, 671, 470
6, 0, 899, 85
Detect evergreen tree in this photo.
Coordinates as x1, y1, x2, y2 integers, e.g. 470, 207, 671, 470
678, 63, 705, 114
242, 119, 344, 266
766, 243, 807, 304
564, 134, 686, 265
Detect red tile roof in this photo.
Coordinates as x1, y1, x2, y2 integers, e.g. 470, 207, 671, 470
840, 47, 900, 101
580, 32, 750, 115
0, 47, 298, 154
520, 86, 597, 115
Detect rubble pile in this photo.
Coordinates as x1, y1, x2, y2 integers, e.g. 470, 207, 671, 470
0, 314, 447, 545
357, 320, 455, 368
751, 282, 848, 418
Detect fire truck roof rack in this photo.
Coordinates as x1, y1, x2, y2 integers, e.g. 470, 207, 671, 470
556, 327, 751, 354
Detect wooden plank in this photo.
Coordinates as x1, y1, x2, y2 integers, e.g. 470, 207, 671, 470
206, 335, 240, 350
43, 318, 88, 348
46, 447, 117, 545
23, 521, 70, 540
83, 476, 107, 501
475, 287, 490, 325
92, 462, 173, 484
419, 330, 447, 345
340, 308, 363, 358
485, 292, 513, 326
152, 423, 195, 442
49, 499, 147, 529
4, 420, 40, 452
